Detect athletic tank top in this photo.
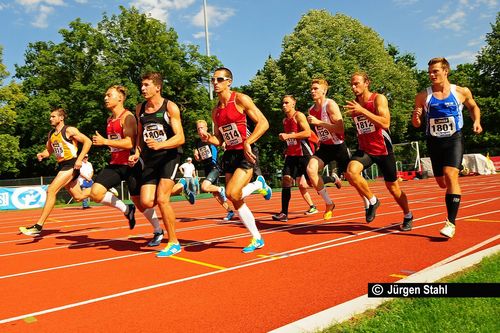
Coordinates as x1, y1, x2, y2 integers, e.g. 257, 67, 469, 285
107, 110, 130, 165
49, 126, 78, 163
139, 99, 181, 159
424, 84, 464, 138
214, 92, 251, 150
283, 112, 314, 157
195, 140, 218, 167
308, 99, 344, 145
354, 93, 393, 156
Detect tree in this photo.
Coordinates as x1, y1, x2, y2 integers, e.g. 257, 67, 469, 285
244, 10, 418, 172
0, 46, 26, 177
476, 12, 500, 97
14, 6, 220, 176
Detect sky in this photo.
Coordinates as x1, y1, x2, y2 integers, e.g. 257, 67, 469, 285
0, 0, 498, 87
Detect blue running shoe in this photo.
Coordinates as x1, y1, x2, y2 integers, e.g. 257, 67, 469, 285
224, 210, 235, 221
256, 175, 272, 200
242, 238, 265, 253
156, 242, 181, 257
219, 187, 227, 202
187, 191, 196, 205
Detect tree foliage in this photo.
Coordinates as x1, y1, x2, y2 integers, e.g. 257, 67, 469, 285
13, 6, 220, 176
244, 10, 417, 173
0, 46, 26, 176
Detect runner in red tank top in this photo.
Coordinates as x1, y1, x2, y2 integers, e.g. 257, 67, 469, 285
199, 67, 269, 253
344, 72, 413, 229
91, 85, 165, 247
272, 95, 317, 222
305, 79, 350, 220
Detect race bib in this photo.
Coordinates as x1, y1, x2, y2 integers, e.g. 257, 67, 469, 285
143, 123, 167, 142
429, 117, 456, 138
198, 145, 213, 160
219, 123, 243, 146
51, 142, 64, 158
316, 126, 333, 142
286, 138, 298, 146
354, 115, 376, 134
108, 133, 124, 152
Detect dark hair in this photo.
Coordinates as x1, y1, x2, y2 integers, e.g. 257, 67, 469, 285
141, 72, 163, 88
52, 108, 67, 119
214, 67, 233, 80
428, 57, 450, 71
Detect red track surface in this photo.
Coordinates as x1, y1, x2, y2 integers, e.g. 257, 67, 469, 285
1, 175, 499, 332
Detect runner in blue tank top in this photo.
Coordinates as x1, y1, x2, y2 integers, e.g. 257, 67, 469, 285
413, 57, 482, 239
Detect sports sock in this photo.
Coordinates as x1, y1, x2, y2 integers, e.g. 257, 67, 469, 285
237, 203, 261, 239
281, 187, 291, 215
143, 208, 161, 233
404, 212, 413, 219
317, 188, 333, 205
445, 193, 461, 224
100, 191, 127, 213
369, 196, 378, 205
363, 196, 370, 209
241, 180, 262, 199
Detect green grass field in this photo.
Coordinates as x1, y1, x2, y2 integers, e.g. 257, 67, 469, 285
322, 252, 500, 333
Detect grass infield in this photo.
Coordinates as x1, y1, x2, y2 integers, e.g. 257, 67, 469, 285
322, 252, 500, 333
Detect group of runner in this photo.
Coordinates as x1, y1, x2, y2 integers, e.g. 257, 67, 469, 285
19, 57, 482, 256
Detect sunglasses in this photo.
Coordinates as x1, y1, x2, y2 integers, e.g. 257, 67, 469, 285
211, 76, 230, 83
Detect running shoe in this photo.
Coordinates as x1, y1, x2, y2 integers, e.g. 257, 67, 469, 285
125, 204, 136, 229
242, 238, 265, 253
187, 191, 196, 205
401, 215, 414, 231
19, 224, 42, 237
156, 242, 182, 257
365, 199, 380, 223
323, 174, 342, 189
323, 203, 335, 220
147, 230, 164, 247
272, 212, 288, 222
109, 187, 119, 197
223, 210, 235, 221
439, 220, 456, 238
256, 175, 272, 200
304, 206, 319, 215
219, 187, 227, 202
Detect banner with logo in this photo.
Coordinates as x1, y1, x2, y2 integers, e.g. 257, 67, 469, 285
0, 186, 48, 210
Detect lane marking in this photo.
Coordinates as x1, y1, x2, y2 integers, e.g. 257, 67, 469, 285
389, 274, 408, 279
465, 218, 500, 223
167, 255, 226, 270
23, 316, 37, 323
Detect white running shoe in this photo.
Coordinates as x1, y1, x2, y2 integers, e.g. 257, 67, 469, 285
439, 220, 456, 238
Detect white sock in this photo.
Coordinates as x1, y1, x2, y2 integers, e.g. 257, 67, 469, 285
317, 188, 333, 205
241, 180, 262, 199
363, 196, 370, 209
100, 191, 127, 213
404, 212, 413, 219
143, 208, 161, 233
237, 203, 261, 239
369, 196, 377, 205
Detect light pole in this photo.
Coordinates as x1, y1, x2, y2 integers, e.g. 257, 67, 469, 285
203, 0, 213, 101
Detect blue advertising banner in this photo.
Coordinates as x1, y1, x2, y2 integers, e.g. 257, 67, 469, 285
0, 186, 48, 210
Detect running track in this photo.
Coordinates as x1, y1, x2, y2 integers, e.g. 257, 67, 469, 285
1, 175, 499, 332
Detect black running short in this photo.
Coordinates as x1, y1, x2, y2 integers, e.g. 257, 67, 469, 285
427, 131, 464, 177
314, 142, 350, 174
350, 150, 398, 182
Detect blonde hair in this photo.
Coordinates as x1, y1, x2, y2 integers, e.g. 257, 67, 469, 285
311, 78, 329, 92
196, 119, 208, 128
108, 85, 128, 100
